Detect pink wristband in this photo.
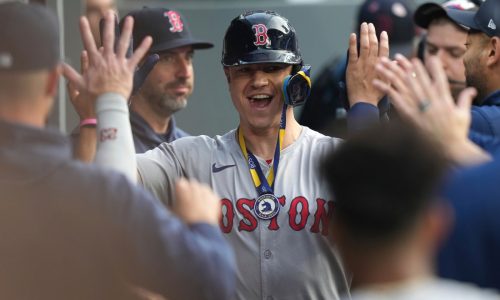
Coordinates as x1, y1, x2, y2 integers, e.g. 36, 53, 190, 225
79, 118, 97, 128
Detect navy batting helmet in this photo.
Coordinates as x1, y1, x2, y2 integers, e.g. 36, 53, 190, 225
221, 10, 303, 66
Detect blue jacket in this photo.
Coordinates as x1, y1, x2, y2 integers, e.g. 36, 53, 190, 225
0, 120, 236, 299
469, 90, 500, 151
130, 111, 190, 153
437, 153, 500, 291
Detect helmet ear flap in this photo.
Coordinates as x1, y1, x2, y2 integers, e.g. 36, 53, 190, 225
283, 64, 312, 106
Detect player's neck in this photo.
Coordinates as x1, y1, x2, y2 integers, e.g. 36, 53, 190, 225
240, 113, 302, 160
0, 98, 49, 128
347, 240, 433, 290
130, 95, 172, 134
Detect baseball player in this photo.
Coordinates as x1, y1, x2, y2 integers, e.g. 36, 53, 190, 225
86, 10, 388, 299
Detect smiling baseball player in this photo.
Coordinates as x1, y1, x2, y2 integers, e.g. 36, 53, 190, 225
87, 10, 389, 300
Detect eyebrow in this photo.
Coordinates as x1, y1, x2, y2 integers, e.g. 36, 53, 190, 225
426, 41, 465, 52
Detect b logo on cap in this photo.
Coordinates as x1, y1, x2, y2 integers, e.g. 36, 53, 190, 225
252, 24, 269, 46
165, 11, 184, 33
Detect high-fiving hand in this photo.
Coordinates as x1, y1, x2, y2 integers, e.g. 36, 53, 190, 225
373, 55, 490, 165
346, 22, 389, 107
63, 11, 152, 101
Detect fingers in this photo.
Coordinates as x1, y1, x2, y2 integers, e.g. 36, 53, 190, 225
174, 177, 190, 203
66, 81, 79, 102
457, 87, 477, 112
348, 33, 358, 63
102, 11, 116, 57
379, 31, 389, 59
62, 63, 85, 91
128, 36, 153, 69
117, 16, 133, 58
376, 57, 412, 102
174, 178, 221, 225
426, 56, 451, 99
80, 50, 89, 74
374, 58, 418, 115
372, 78, 415, 118
368, 23, 379, 58
394, 53, 412, 72
79, 17, 99, 59
359, 22, 370, 59
406, 58, 430, 103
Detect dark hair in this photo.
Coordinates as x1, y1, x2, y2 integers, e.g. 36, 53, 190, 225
322, 122, 449, 241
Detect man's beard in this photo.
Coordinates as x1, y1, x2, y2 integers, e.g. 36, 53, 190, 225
144, 80, 192, 116
466, 70, 488, 105
448, 78, 467, 101
157, 94, 188, 114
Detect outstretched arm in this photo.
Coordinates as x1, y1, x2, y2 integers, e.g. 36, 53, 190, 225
68, 50, 97, 163
64, 12, 152, 182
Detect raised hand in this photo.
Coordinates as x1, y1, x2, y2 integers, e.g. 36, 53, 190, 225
373, 55, 489, 165
63, 11, 152, 100
346, 22, 389, 106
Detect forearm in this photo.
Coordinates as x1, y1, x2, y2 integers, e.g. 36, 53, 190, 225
347, 102, 380, 134
95, 93, 137, 182
73, 126, 97, 163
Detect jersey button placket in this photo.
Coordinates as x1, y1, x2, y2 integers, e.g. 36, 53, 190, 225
264, 249, 272, 259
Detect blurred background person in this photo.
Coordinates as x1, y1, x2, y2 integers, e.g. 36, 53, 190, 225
299, 0, 417, 135
414, 0, 478, 101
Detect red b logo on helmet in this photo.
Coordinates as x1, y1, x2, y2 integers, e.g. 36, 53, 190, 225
252, 24, 269, 46
165, 11, 184, 33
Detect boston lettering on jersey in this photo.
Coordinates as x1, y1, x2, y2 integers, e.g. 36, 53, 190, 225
219, 196, 334, 236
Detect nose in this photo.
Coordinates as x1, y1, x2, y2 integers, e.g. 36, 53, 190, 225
436, 49, 449, 70
250, 70, 269, 88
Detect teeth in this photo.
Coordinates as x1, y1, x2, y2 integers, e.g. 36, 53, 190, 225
250, 95, 272, 100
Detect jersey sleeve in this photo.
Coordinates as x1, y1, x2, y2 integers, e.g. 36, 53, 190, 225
136, 135, 216, 207
136, 142, 184, 206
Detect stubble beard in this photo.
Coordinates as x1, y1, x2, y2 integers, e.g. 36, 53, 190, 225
158, 94, 188, 114
465, 65, 488, 105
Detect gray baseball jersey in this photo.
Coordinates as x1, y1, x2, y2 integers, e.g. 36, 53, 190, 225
137, 126, 349, 300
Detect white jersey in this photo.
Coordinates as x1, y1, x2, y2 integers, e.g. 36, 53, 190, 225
137, 126, 349, 300
346, 277, 500, 300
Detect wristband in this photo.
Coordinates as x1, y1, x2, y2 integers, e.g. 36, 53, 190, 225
79, 118, 97, 128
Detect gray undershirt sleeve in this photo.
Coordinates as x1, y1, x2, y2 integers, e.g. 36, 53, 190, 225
95, 93, 137, 183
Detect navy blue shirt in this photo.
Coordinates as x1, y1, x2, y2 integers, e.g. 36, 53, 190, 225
130, 111, 189, 153
469, 90, 500, 151
437, 153, 500, 291
0, 120, 235, 299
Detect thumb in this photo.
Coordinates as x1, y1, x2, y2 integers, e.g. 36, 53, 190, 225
457, 87, 477, 112
174, 177, 189, 204
62, 63, 85, 90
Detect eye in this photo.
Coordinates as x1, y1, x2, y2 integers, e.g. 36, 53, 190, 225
186, 51, 194, 62
449, 49, 465, 59
426, 44, 438, 55
159, 54, 174, 63
263, 65, 285, 73
236, 67, 251, 74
